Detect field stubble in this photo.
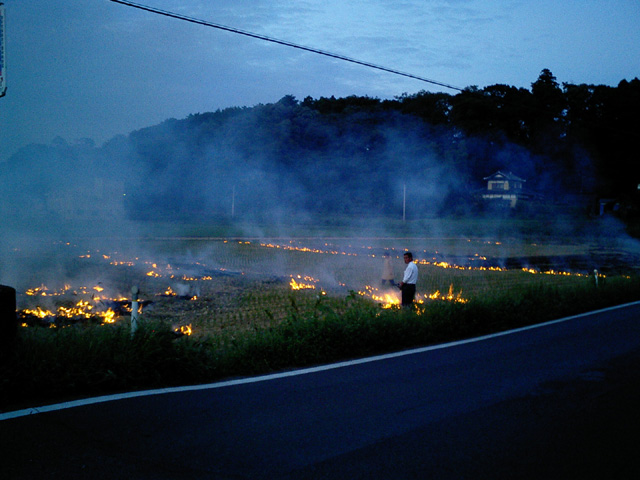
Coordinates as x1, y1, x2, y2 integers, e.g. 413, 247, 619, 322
11, 235, 640, 338
5, 234, 640, 411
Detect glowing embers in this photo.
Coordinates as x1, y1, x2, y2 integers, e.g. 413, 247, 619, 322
358, 283, 468, 308
418, 259, 508, 272
157, 285, 198, 300
173, 324, 193, 336
20, 298, 119, 327
25, 284, 72, 296
426, 284, 468, 303
143, 260, 236, 281
26, 284, 116, 297
19, 281, 143, 328
358, 285, 401, 308
289, 275, 318, 290
160, 286, 178, 296
261, 241, 356, 256
521, 267, 587, 277
261, 239, 589, 277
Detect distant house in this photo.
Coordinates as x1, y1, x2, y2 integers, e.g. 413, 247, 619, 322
482, 171, 537, 208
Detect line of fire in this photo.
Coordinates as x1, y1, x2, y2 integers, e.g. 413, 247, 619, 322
5, 238, 604, 339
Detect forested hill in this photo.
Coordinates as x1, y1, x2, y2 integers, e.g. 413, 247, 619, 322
3, 70, 640, 224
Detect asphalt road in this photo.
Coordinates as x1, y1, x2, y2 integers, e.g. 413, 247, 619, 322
2, 302, 640, 479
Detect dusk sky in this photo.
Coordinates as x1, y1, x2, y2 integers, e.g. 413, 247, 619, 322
1, 0, 638, 163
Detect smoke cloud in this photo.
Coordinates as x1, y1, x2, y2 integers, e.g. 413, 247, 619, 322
2, 95, 639, 299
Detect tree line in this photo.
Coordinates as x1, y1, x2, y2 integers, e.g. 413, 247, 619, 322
3, 69, 639, 225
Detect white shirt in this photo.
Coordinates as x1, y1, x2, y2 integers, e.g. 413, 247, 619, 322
402, 261, 418, 284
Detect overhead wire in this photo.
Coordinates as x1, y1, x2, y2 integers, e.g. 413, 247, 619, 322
110, 1, 625, 139
108, 0, 464, 92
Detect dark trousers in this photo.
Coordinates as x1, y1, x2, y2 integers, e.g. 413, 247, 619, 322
401, 283, 416, 307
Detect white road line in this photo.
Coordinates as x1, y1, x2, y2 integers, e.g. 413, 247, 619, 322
2, 301, 639, 421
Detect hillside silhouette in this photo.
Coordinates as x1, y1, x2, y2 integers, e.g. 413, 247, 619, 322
2, 70, 639, 230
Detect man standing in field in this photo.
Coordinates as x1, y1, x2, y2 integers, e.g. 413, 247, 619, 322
399, 251, 418, 307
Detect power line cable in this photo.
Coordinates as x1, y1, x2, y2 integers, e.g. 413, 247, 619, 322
111, 1, 627, 137
109, 0, 464, 92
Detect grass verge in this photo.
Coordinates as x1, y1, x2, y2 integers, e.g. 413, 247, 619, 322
2, 275, 640, 412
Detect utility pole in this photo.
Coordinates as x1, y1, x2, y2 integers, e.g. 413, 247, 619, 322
130, 286, 140, 335
231, 185, 235, 218
402, 183, 406, 223
0, 2, 6, 98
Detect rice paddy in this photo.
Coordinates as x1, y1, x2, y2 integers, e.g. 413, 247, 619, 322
5, 234, 640, 411
13, 236, 619, 338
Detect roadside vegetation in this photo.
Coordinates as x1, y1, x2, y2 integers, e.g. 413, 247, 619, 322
3, 70, 640, 413
2, 229, 640, 412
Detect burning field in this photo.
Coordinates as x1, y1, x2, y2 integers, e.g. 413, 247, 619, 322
8, 236, 636, 338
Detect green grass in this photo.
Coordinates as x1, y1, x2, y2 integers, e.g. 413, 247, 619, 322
2, 224, 640, 412
3, 274, 640, 412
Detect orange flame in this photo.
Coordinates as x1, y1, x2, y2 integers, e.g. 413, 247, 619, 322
174, 324, 193, 336
290, 275, 317, 290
